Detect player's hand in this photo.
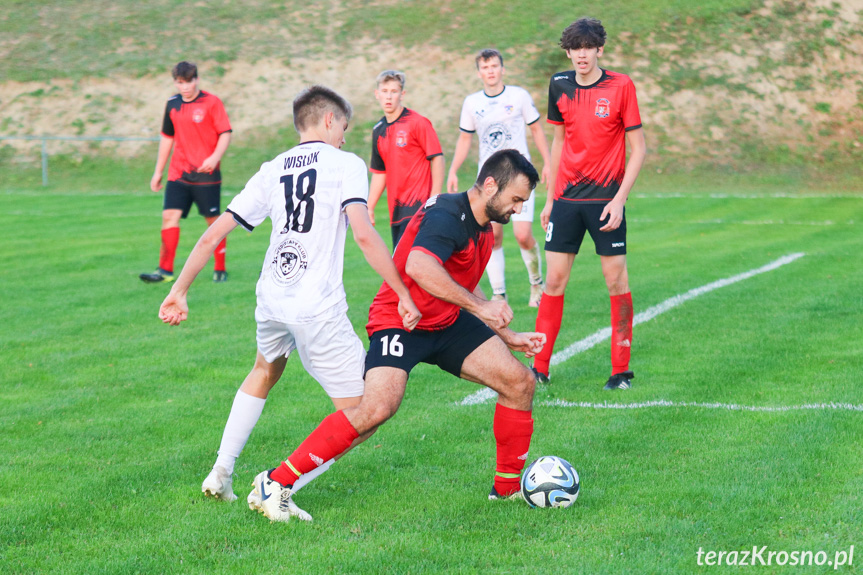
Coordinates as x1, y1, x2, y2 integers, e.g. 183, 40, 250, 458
159, 292, 189, 326
197, 155, 219, 174
368, 206, 376, 226
540, 202, 552, 231
446, 171, 459, 194
599, 199, 624, 232
397, 297, 422, 331
503, 331, 546, 357
150, 173, 163, 192
540, 164, 550, 187
477, 299, 514, 330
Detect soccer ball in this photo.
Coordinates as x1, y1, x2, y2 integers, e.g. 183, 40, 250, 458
520, 455, 580, 508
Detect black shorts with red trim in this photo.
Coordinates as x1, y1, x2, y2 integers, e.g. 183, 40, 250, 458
164, 177, 221, 219
364, 310, 495, 378
544, 200, 627, 256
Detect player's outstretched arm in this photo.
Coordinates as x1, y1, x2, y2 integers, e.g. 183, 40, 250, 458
346, 203, 421, 330
406, 251, 512, 330
158, 213, 238, 325
446, 131, 474, 193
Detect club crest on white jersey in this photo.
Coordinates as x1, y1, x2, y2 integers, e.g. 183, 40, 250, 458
271, 238, 309, 287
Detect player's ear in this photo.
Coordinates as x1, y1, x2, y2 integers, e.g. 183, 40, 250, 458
482, 176, 498, 198
596, 46, 604, 57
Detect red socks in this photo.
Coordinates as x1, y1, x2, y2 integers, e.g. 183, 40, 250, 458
271, 410, 359, 487
159, 227, 180, 273
493, 403, 534, 496
610, 292, 633, 375
214, 237, 227, 272
532, 293, 565, 375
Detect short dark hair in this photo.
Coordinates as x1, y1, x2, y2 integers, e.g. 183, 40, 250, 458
292, 85, 353, 132
475, 48, 503, 68
172, 61, 198, 81
560, 18, 607, 50
476, 149, 539, 192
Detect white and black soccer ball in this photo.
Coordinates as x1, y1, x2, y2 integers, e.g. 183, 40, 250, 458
520, 455, 580, 508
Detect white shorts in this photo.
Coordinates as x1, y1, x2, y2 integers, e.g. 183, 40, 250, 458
510, 188, 536, 223
255, 308, 365, 399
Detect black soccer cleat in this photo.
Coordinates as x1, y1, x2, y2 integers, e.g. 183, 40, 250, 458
603, 370, 634, 390
213, 270, 228, 283
488, 486, 521, 501
139, 268, 174, 283
530, 366, 550, 385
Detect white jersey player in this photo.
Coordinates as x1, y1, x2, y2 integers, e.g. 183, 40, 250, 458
447, 49, 551, 307
158, 86, 419, 512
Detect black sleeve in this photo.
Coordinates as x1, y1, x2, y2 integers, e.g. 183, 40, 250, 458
161, 101, 175, 137
412, 207, 468, 263
370, 125, 385, 172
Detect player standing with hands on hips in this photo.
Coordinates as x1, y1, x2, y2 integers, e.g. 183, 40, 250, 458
158, 86, 420, 507
141, 62, 232, 284
532, 18, 646, 390
447, 49, 551, 307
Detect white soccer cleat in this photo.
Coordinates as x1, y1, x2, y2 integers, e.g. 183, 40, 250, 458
248, 470, 313, 522
201, 465, 237, 502
528, 283, 543, 308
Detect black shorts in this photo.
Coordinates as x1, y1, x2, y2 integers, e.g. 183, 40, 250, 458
164, 179, 222, 219
544, 200, 627, 256
391, 220, 411, 248
365, 310, 495, 378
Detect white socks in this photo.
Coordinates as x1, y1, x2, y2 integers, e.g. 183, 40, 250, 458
521, 243, 543, 285
214, 390, 266, 475
291, 458, 335, 493
486, 247, 506, 296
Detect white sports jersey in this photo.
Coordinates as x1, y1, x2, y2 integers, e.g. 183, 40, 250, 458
226, 141, 368, 324
458, 85, 541, 171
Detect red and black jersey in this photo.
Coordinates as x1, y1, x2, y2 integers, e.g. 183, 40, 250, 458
366, 192, 493, 335
548, 69, 641, 203
161, 90, 232, 184
370, 108, 443, 226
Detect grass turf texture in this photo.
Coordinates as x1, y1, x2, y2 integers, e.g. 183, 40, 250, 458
1, 180, 861, 573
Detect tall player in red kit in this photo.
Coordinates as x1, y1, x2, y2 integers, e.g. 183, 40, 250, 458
141, 62, 232, 284
247, 150, 546, 522
533, 18, 647, 390
367, 70, 445, 248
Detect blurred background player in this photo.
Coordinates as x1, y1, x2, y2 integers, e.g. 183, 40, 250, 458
367, 70, 445, 248
447, 49, 551, 307
533, 18, 646, 390
158, 85, 419, 505
249, 149, 546, 523
141, 61, 232, 284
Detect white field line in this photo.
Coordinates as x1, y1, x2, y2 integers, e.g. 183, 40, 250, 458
629, 218, 853, 226
459, 253, 806, 406
633, 192, 863, 199
543, 399, 863, 413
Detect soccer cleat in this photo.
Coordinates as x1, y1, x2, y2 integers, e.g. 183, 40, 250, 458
603, 370, 634, 390
528, 283, 543, 308
212, 270, 228, 283
201, 465, 237, 502
139, 268, 174, 283
530, 365, 550, 385
488, 486, 522, 501
247, 470, 312, 522
491, 293, 507, 302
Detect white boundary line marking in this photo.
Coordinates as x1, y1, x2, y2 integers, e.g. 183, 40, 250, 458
459, 253, 806, 406
543, 399, 863, 413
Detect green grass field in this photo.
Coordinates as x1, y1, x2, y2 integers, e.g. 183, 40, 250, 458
2, 175, 861, 573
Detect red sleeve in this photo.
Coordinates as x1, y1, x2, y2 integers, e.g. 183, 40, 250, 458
416, 116, 443, 160
621, 77, 642, 131
211, 96, 232, 134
